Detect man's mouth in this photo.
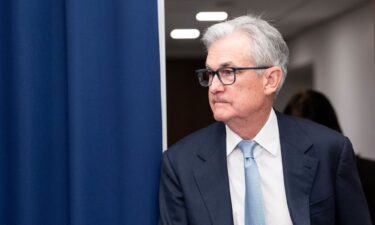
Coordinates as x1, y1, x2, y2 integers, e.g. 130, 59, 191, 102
213, 99, 229, 104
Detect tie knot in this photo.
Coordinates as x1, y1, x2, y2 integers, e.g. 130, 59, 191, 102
238, 140, 257, 158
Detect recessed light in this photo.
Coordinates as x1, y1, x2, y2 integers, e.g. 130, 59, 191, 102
196, 12, 228, 21
170, 29, 200, 39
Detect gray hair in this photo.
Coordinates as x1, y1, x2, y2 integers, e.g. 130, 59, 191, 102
202, 14, 289, 92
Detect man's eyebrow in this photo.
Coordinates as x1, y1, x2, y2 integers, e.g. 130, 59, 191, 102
205, 62, 236, 69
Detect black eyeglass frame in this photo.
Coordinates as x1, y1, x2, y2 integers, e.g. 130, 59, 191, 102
195, 66, 272, 87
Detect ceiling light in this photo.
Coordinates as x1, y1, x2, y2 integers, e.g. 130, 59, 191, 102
170, 29, 200, 39
196, 12, 228, 21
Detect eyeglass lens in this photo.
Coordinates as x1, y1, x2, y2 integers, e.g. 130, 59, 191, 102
197, 68, 235, 86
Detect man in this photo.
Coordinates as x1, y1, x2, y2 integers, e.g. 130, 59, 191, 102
159, 15, 371, 225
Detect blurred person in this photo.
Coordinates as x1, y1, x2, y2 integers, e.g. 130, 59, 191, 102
159, 14, 371, 225
283, 89, 342, 133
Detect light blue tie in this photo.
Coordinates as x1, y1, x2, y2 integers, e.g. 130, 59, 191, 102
238, 140, 266, 225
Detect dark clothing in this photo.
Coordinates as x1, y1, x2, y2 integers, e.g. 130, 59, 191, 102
159, 112, 372, 225
357, 156, 375, 223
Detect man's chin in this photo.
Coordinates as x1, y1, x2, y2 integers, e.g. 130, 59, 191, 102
212, 113, 229, 123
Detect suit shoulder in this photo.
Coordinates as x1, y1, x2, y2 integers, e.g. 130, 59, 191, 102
164, 122, 225, 158
277, 113, 354, 169
278, 113, 348, 144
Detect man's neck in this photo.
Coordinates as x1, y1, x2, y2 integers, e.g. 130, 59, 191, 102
226, 107, 272, 140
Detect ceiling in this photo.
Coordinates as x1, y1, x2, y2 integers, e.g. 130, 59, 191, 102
165, 0, 369, 58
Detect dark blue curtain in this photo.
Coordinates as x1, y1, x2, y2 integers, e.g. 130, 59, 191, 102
0, 0, 162, 224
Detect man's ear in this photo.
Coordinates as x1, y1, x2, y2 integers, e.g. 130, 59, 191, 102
263, 66, 283, 95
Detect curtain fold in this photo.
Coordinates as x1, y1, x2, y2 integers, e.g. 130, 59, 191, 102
0, 0, 162, 224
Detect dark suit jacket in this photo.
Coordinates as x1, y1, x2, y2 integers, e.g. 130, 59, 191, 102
159, 112, 372, 225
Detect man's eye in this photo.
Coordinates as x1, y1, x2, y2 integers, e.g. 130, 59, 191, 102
220, 69, 233, 76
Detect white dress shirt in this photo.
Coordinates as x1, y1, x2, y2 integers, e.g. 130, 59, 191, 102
226, 109, 293, 225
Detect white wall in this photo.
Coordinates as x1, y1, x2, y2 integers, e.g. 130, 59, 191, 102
288, 2, 375, 159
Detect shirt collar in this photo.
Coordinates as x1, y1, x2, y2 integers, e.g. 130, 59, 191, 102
226, 109, 279, 157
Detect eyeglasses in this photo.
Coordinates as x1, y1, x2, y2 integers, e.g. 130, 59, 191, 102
195, 66, 271, 87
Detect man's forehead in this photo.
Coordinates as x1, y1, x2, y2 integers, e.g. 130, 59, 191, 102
205, 34, 253, 68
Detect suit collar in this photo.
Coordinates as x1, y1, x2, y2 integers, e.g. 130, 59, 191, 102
277, 112, 319, 225
225, 109, 279, 157
193, 122, 234, 225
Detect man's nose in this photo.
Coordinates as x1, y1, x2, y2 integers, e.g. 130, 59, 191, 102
209, 75, 224, 92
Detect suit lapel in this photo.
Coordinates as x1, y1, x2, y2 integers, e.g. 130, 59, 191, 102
192, 123, 234, 225
277, 112, 319, 225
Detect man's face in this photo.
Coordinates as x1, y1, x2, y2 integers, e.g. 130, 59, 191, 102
206, 32, 269, 124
